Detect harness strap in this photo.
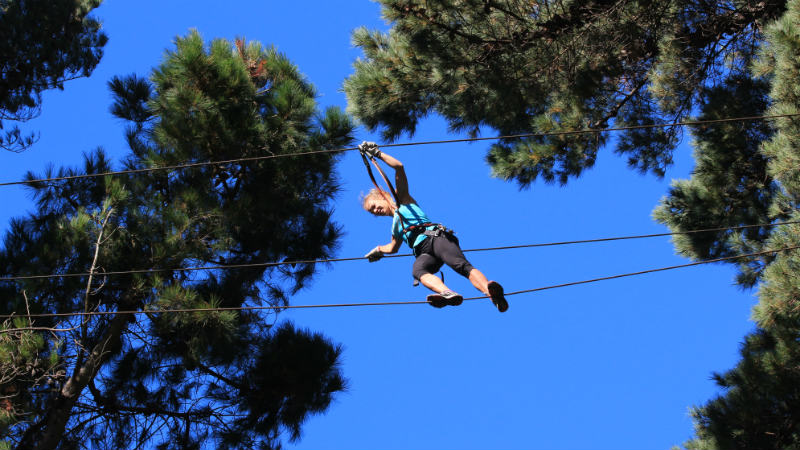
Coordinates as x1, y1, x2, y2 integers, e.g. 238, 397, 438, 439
358, 150, 399, 206
404, 223, 457, 251
358, 150, 418, 232
401, 222, 435, 235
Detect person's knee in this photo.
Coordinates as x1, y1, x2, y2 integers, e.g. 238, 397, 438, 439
451, 260, 474, 278
413, 265, 432, 281
413, 254, 440, 281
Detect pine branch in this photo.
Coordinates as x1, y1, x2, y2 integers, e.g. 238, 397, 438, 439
19, 312, 129, 450
195, 363, 241, 389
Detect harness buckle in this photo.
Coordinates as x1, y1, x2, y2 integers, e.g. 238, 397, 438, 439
423, 228, 442, 237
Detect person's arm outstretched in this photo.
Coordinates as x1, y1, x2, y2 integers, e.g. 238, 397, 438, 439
365, 236, 402, 262
360, 142, 415, 204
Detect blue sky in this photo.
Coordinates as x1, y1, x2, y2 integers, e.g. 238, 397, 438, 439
1, 1, 760, 449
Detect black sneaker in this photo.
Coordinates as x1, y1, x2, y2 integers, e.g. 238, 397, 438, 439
427, 293, 447, 308
487, 281, 508, 313
440, 290, 463, 306
427, 290, 463, 308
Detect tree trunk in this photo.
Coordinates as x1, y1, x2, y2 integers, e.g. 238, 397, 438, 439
17, 313, 128, 450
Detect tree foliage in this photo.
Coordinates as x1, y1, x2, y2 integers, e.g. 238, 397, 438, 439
346, 1, 800, 448
0, 31, 353, 449
344, 0, 785, 186
683, 326, 800, 450
0, 0, 107, 152
653, 75, 780, 287
679, 5, 800, 446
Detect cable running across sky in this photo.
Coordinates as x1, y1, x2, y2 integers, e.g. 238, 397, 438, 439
1, 242, 796, 323
0, 113, 797, 187
1, 220, 796, 282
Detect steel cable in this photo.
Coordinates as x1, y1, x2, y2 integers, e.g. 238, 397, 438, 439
1, 244, 796, 321
1, 113, 797, 187
1, 220, 798, 282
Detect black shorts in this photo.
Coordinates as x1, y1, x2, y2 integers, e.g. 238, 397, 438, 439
412, 233, 475, 281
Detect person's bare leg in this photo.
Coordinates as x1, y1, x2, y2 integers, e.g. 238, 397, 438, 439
419, 273, 449, 293
468, 268, 490, 294
468, 268, 508, 312
420, 273, 463, 307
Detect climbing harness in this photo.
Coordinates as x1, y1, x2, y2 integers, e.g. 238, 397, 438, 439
403, 223, 457, 253
407, 222, 454, 287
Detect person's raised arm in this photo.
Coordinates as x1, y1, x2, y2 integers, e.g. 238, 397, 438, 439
359, 142, 415, 204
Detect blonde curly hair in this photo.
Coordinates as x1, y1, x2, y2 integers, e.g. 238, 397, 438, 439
361, 188, 394, 213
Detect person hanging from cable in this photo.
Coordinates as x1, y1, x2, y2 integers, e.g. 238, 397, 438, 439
358, 141, 508, 312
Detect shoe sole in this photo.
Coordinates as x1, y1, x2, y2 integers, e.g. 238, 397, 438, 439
427, 294, 447, 308
427, 293, 463, 308
488, 281, 508, 313
445, 294, 463, 306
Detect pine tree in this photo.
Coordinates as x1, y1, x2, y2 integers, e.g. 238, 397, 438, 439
653, 75, 780, 287
345, 1, 800, 448
0, 0, 107, 152
0, 31, 354, 450
682, 327, 800, 450
344, 0, 785, 186
679, 3, 800, 447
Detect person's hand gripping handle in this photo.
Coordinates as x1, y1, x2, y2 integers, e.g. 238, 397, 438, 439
358, 141, 381, 159
365, 246, 384, 262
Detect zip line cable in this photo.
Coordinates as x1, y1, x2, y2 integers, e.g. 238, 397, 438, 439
1, 244, 796, 321
1, 220, 798, 282
1, 113, 798, 188
2, 114, 799, 319
491, 244, 800, 298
